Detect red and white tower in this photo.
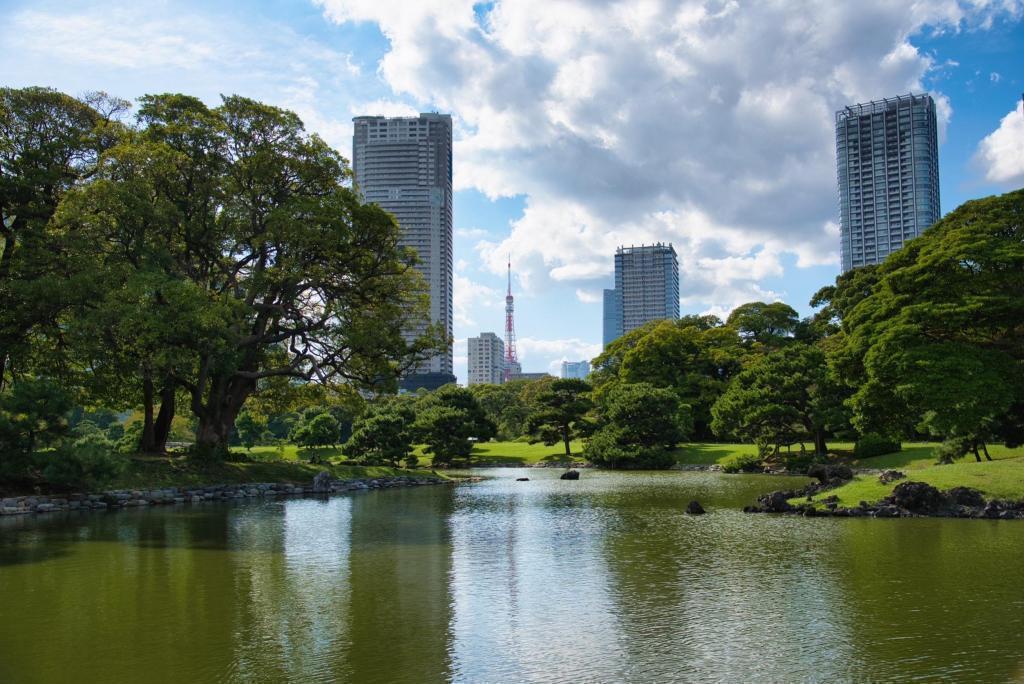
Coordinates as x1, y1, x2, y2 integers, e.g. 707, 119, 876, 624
503, 256, 520, 382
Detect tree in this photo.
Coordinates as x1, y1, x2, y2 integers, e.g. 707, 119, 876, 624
525, 378, 593, 457
0, 378, 74, 478
726, 301, 799, 346
838, 189, 1024, 452
346, 405, 415, 466
290, 412, 340, 453
414, 385, 495, 466
584, 382, 691, 469
0, 87, 127, 388
590, 319, 746, 439
234, 409, 268, 451
56, 93, 445, 459
711, 343, 848, 458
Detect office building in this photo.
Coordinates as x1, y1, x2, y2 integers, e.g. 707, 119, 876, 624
603, 243, 679, 345
560, 360, 591, 379
352, 113, 455, 390
602, 288, 622, 348
509, 372, 553, 382
836, 93, 941, 271
468, 333, 505, 386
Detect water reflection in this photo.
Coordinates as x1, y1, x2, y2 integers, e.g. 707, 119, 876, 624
1, 472, 1024, 682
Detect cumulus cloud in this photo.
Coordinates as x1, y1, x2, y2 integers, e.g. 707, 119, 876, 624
453, 273, 501, 328
316, 0, 1020, 316
975, 101, 1024, 185
516, 336, 602, 375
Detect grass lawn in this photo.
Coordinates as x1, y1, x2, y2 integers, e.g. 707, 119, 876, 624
803, 455, 1024, 508
414, 440, 586, 466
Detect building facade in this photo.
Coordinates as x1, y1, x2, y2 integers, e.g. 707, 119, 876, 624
509, 372, 553, 382
602, 288, 622, 348
560, 360, 591, 379
467, 333, 505, 386
836, 93, 941, 272
603, 243, 679, 345
352, 113, 455, 389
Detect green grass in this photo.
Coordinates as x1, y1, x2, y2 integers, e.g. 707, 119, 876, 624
105, 453, 442, 491
803, 456, 1024, 508
414, 440, 586, 466
846, 442, 1024, 470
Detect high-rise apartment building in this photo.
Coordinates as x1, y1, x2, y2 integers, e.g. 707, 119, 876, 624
836, 93, 940, 272
467, 333, 505, 385
352, 113, 455, 390
560, 360, 591, 380
603, 244, 679, 345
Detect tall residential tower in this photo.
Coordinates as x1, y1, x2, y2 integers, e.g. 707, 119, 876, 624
836, 93, 940, 272
352, 113, 455, 390
467, 333, 505, 385
602, 243, 679, 346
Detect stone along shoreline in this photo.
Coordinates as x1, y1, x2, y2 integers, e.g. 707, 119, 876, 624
0, 473, 448, 516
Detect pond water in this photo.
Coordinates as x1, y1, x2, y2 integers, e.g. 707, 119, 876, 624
2, 469, 1023, 682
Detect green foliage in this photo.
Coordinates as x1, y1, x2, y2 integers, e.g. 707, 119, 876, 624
467, 379, 538, 440
234, 409, 269, 451
726, 301, 799, 346
41, 432, 127, 488
838, 188, 1024, 451
0, 379, 74, 476
590, 318, 745, 439
346, 405, 415, 467
854, 433, 902, 460
414, 385, 495, 466
290, 413, 340, 453
719, 452, 762, 473
711, 343, 847, 457
585, 383, 689, 469
524, 378, 593, 456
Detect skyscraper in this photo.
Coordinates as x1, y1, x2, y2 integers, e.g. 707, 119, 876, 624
603, 243, 679, 345
836, 93, 941, 272
560, 360, 591, 380
352, 113, 455, 390
602, 288, 621, 348
467, 333, 505, 385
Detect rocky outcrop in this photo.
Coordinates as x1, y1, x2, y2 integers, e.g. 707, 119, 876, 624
878, 470, 906, 484
686, 500, 705, 515
560, 470, 580, 480
0, 475, 448, 517
807, 464, 854, 484
744, 480, 1024, 519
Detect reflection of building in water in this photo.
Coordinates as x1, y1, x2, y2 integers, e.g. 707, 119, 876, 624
345, 488, 454, 682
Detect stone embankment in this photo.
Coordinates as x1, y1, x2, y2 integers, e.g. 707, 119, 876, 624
0, 474, 447, 517
746, 471, 1024, 520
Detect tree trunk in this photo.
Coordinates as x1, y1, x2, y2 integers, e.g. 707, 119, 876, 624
140, 372, 157, 453
982, 442, 992, 461
814, 430, 828, 457
150, 381, 176, 454
972, 441, 982, 462
192, 375, 255, 460
562, 426, 571, 458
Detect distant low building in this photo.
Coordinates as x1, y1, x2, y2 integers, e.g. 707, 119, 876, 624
560, 360, 591, 379
468, 332, 505, 385
509, 371, 553, 382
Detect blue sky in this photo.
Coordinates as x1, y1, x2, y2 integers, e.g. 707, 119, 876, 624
2, 0, 1022, 383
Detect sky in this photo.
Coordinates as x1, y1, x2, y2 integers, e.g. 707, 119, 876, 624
2, 0, 1022, 384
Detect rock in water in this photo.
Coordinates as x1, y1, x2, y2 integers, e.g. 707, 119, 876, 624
686, 500, 705, 515
516, 477, 529, 482
312, 471, 333, 493
560, 470, 580, 480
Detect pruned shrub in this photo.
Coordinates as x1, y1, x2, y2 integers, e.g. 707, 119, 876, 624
720, 452, 762, 473
854, 433, 901, 459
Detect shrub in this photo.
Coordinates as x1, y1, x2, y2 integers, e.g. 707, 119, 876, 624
583, 427, 677, 469
42, 432, 127, 488
403, 455, 419, 469
854, 433, 901, 459
720, 452, 762, 473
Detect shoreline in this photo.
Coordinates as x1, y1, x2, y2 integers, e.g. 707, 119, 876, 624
0, 474, 451, 517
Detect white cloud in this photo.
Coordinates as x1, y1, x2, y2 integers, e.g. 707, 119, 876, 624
516, 336, 602, 375
349, 98, 419, 118
317, 0, 1021, 314
453, 273, 501, 328
575, 288, 602, 304
975, 101, 1024, 185
990, 71, 1001, 82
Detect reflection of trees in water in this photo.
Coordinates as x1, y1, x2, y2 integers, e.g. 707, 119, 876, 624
345, 487, 455, 684
836, 519, 1024, 681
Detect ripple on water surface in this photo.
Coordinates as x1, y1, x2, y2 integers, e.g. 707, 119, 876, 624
1, 468, 1023, 682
